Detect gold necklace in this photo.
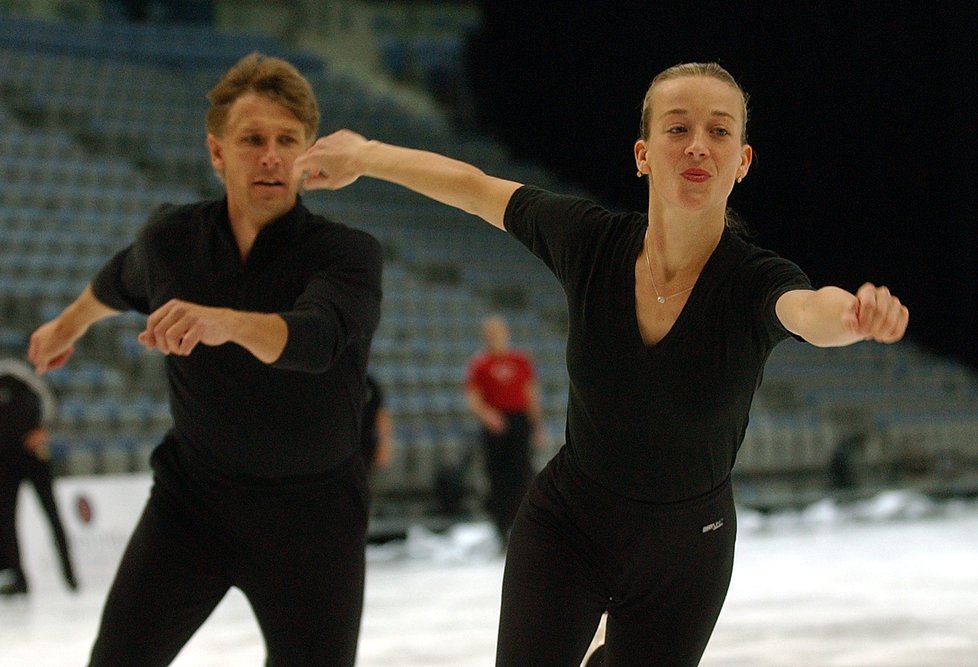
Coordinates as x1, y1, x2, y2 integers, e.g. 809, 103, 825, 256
644, 228, 694, 305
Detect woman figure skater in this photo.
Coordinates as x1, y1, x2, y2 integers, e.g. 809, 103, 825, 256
295, 62, 908, 666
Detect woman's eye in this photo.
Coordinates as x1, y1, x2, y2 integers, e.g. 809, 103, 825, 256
713, 127, 730, 137
667, 126, 686, 134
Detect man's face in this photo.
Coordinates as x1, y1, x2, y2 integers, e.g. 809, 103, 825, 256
207, 92, 311, 225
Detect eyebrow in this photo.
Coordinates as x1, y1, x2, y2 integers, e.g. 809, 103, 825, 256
238, 124, 303, 135
661, 108, 737, 121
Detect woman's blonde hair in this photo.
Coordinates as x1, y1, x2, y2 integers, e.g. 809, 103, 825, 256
639, 62, 749, 143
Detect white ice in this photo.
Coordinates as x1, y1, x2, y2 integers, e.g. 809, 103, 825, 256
2, 487, 977, 666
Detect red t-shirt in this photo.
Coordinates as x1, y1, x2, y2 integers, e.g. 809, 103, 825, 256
465, 350, 535, 412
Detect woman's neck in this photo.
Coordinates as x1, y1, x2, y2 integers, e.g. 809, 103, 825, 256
645, 204, 725, 279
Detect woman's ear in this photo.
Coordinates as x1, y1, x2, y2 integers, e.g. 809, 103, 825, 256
738, 143, 753, 181
634, 139, 648, 177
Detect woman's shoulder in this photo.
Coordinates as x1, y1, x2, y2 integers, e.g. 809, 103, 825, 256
720, 229, 789, 263
510, 185, 644, 231
716, 230, 810, 289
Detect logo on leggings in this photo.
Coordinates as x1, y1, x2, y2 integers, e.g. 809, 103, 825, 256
702, 518, 724, 533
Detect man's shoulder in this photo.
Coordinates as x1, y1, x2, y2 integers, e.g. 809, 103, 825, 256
0, 359, 41, 395
466, 352, 493, 373
508, 349, 534, 364
139, 199, 220, 236
302, 209, 380, 246
297, 210, 384, 270
0, 358, 36, 381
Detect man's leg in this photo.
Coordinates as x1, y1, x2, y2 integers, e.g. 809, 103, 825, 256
496, 414, 534, 536
25, 457, 76, 589
0, 462, 26, 594
88, 483, 231, 667
238, 462, 369, 667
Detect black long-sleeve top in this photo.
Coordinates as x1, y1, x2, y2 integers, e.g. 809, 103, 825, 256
92, 198, 383, 479
505, 186, 812, 503
0, 358, 55, 460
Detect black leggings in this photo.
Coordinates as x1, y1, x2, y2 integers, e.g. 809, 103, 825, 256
497, 448, 736, 667
88, 442, 369, 667
0, 452, 75, 587
481, 412, 534, 540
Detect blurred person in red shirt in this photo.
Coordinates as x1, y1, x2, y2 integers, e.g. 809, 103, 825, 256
465, 315, 546, 547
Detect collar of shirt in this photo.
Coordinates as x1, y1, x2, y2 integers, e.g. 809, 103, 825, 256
213, 196, 310, 271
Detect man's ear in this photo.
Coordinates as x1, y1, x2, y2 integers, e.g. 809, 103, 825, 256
207, 134, 224, 174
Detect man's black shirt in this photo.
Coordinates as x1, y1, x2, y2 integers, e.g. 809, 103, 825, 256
92, 198, 383, 478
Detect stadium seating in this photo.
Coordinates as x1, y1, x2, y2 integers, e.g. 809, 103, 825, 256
2, 8, 977, 511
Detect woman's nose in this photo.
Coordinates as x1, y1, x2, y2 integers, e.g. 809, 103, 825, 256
685, 131, 709, 157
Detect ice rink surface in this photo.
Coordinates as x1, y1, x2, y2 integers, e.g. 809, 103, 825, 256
2, 490, 977, 666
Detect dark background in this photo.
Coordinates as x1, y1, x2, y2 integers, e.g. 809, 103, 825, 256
466, 2, 977, 368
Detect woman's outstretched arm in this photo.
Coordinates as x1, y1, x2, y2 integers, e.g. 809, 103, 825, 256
294, 129, 523, 230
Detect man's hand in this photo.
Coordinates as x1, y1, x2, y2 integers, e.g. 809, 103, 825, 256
28, 319, 77, 374
23, 427, 48, 454
483, 409, 507, 436
138, 299, 287, 363
29, 285, 118, 374
139, 299, 234, 356
532, 424, 549, 450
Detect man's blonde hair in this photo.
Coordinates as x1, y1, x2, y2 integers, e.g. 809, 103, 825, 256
205, 52, 319, 140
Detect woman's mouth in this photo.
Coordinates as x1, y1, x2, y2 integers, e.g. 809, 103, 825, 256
681, 169, 711, 183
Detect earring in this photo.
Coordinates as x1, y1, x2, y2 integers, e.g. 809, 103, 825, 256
737, 175, 743, 183
637, 170, 643, 178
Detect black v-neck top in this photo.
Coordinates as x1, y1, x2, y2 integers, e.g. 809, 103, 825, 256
92, 198, 383, 479
505, 186, 812, 502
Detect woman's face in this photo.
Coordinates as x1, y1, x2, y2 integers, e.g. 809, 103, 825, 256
635, 76, 752, 213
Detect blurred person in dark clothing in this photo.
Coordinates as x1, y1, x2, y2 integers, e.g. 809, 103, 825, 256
361, 373, 394, 472
0, 357, 77, 596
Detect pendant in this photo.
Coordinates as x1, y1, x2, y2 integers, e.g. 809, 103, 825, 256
657, 296, 666, 304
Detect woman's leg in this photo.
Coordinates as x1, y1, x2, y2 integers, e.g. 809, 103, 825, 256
495, 478, 609, 667
602, 486, 737, 667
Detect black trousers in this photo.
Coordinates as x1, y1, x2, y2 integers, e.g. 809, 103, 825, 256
0, 451, 75, 588
481, 412, 534, 541
496, 447, 737, 667
88, 441, 369, 667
